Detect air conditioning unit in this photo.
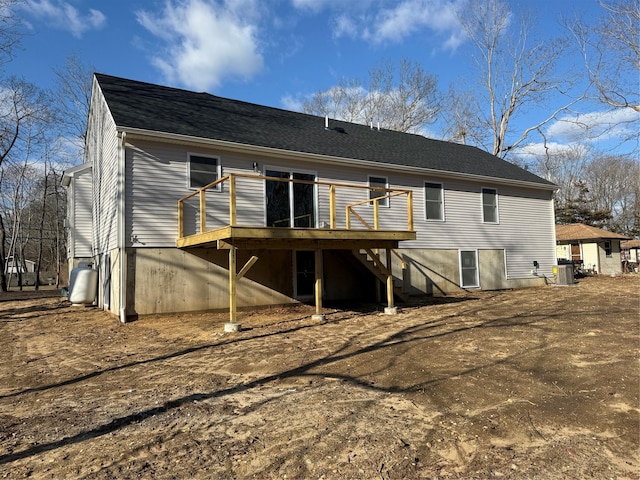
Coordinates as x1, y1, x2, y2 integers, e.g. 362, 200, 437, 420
555, 264, 574, 286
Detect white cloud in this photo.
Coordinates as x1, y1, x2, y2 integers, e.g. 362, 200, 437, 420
291, 0, 339, 13
546, 108, 640, 144
332, 14, 358, 40
136, 0, 264, 91
281, 94, 304, 112
291, 0, 466, 51
365, 0, 464, 48
515, 142, 588, 159
23, 0, 106, 38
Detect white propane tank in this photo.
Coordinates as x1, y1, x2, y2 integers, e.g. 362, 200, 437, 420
68, 266, 98, 305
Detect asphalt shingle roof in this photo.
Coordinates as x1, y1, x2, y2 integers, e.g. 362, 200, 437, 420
95, 73, 555, 188
555, 223, 629, 241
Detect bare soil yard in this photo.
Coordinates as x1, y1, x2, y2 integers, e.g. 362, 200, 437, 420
0, 275, 638, 479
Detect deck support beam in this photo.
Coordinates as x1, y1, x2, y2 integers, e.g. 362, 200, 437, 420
225, 251, 260, 332
225, 246, 241, 332
384, 248, 397, 315
312, 249, 325, 321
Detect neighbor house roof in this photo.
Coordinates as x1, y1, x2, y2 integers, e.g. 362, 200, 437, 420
555, 224, 630, 242
94, 73, 556, 189
621, 239, 640, 249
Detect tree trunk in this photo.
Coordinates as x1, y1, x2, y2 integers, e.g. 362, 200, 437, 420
34, 166, 48, 290
0, 214, 7, 292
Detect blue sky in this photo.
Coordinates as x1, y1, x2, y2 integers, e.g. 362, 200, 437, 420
6, 0, 639, 161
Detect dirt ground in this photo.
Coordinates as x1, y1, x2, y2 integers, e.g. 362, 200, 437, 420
0, 275, 638, 479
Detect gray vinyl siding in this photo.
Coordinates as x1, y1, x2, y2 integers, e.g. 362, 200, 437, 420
87, 82, 120, 255
72, 170, 93, 257
123, 138, 556, 278
127, 141, 267, 246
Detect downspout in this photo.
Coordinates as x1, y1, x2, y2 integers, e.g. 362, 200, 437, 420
118, 131, 127, 323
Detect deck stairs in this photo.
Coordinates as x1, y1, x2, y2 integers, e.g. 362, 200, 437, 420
351, 249, 410, 303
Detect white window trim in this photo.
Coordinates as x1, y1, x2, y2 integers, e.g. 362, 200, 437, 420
459, 249, 480, 288
481, 187, 499, 224
368, 175, 389, 208
188, 153, 222, 191
424, 181, 445, 221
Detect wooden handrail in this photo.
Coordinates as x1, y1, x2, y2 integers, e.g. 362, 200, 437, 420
178, 172, 414, 238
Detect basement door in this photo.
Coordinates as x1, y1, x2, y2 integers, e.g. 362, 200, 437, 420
265, 169, 316, 228
294, 250, 315, 299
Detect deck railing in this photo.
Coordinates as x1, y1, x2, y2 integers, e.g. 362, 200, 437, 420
177, 173, 414, 239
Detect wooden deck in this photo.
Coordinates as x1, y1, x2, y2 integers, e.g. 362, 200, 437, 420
177, 225, 416, 250
176, 173, 416, 250
176, 173, 416, 322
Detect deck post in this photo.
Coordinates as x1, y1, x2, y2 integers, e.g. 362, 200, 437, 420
329, 185, 336, 228
373, 199, 379, 230
199, 190, 206, 233
312, 249, 325, 321
384, 248, 397, 315
229, 174, 237, 226
407, 190, 414, 231
225, 246, 241, 332
177, 200, 184, 238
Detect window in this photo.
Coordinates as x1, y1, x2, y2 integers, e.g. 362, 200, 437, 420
459, 250, 479, 288
482, 188, 498, 223
368, 176, 389, 207
189, 154, 221, 190
604, 241, 612, 257
425, 182, 444, 220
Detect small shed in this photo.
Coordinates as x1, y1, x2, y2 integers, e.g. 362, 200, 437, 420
556, 224, 629, 275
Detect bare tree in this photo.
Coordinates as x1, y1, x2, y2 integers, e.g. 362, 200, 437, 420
302, 59, 440, 134
52, 53, 95, 147
585, 154, 639, 235
0, 78, 53, 290
0, 0, 22, 68
529, 144, 591, 207
441, 88, 484, 145
454, 0, 582, 158
532, 145, 639, 235
570, 0, 639, 113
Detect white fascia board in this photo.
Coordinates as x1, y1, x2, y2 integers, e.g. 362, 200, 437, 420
61, 163, 92, 187
120, 127, 558, 192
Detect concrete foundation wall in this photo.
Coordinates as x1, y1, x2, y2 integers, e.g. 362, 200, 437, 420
115, 246, 547, 317
126, 248, 295, 315
398, 248, 545, 296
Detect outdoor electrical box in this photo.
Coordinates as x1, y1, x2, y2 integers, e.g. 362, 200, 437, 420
555, 264, 574, 286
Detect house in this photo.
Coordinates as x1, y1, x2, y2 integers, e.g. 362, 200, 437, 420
63, 73, 558, 322
555, 224, 629, 275
5, 257, 35, 273
621, 239, 640, 272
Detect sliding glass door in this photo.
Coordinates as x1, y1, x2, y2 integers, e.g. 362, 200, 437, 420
265, 169, 316, 228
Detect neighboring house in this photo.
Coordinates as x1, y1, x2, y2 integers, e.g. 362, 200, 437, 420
64, 73, 558, 322
621, 239, 640, 271
556, 224, 629, 275
5, 257, 35, 273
